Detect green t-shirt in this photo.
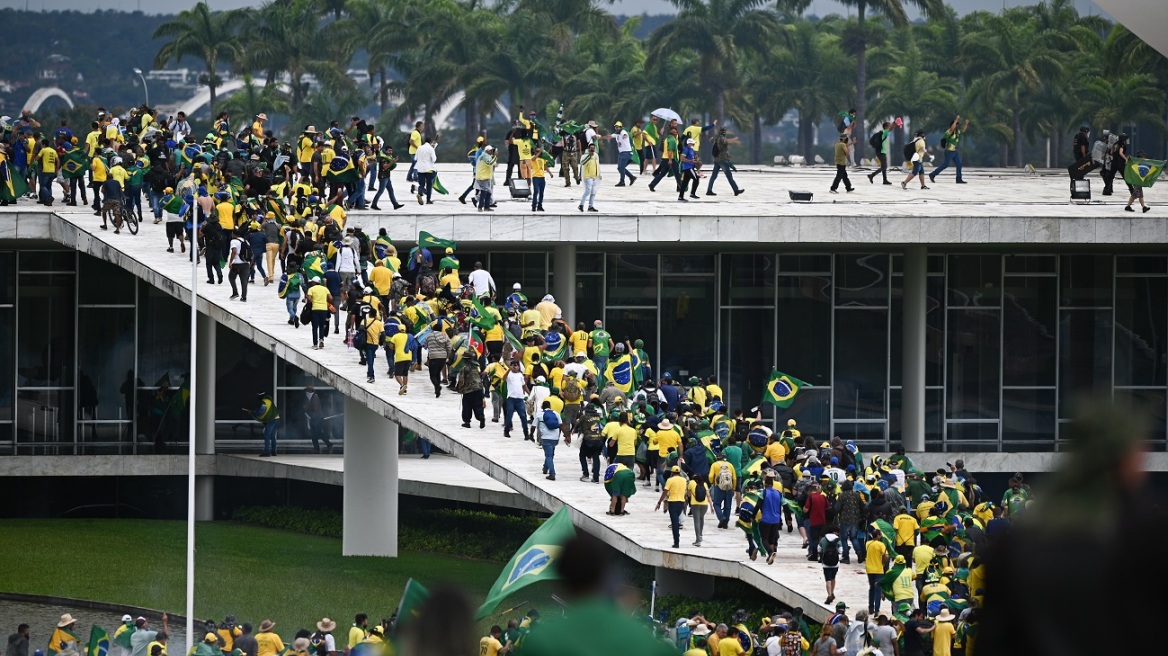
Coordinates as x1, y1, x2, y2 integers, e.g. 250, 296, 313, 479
722, 444, 744, 476
520, 599, 674, 656
589, 329, 612, 357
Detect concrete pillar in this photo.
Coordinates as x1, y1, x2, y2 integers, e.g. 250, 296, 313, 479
552, 244, 577, 328
194, 313, 217, 521
342, 396, 399, 556
655, 566, 714, 599
901, 246, 927, 452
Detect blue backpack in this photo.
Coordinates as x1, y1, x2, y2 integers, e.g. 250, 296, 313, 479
405, 333, 419, 355
542, 409, 561, 430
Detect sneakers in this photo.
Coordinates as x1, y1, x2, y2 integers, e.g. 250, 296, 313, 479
578, 204, 583, 212
1125, 206, 1135, 212
901, 182, 908, 190
588, 207, 598, 212
767, 552, 776, 565
416, 193, 424, 205
830, 189, 839, 194
734, 189, 745, 196
706, 191, 717, 196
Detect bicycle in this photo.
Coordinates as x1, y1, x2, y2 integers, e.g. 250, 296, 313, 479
111, 196, 139, 235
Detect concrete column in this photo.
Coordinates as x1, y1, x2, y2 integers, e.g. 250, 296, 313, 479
552, 244, 577, 328
901, 246, 927, 452
655, 566, 714, 599
194, 313, 217, 521
342, 396, 399, 556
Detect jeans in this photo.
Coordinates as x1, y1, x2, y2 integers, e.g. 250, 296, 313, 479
593, 355, 608, 376
667, 501, 685, 546
367, 165, 378, 191
312, 309, 330, 346
69, 178, 87, 205
868, 573, 884, 612
490, 388, 502, 420
840, 522, 864, 560
148, 187, 164, 218
504, 397, 528, 435
228, 263, 250, 299
579, 447, 600, 480
616, 151, 633, 183
366, 344, 378, 380
692, 505, 707, 543
127, 184, 143, 218
416, 171, 434, 201
286, 293, 301, 321
931, 150, 963, 181
308, 413, 331, 451
262, 419, 280, 456
406, 154, 417, 182
38, 172, 54, 203
420, 438, 432, 457
250, 254, 266, 283
707, 161, 739, 193
542, 439, 558, 477
372, 177, 399, 207
350, 181, 366, 208
711, 487, 733, 522
649, 159, 672, 190
808, 524, 824, 559
579, 178, 597, 208
531, 177, 545, 208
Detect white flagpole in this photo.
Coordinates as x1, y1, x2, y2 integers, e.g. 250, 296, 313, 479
186, 202, 198, 651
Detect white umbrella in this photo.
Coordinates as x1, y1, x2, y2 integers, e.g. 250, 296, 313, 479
651, 107, 681, 123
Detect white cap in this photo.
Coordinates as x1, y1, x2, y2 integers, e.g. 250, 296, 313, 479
513, 282, 522, 290
485, 145, 495, 151
535, 376, 547, 383
311, 276, 321, 282
685, 138, 695, 145
363, 286, 373, 294
542, 294, 555, 303
121, 615, 133, 622
574, 350, 586, 358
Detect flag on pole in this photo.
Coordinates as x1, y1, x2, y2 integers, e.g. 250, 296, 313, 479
418, 231, 456, 251
761, 370, 809, 408
468, 296, 498, 331
1124, 157, 1167, 188
475, 506, 576, 619
392, 578, 430, 635
87, 626, 110, 656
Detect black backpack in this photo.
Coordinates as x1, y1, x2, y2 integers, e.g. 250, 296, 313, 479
869, 130, 883, 151
693, 479, 708, 503
237, 237, 255, 264
821, 536, 840, 566
903, 139, 917, 161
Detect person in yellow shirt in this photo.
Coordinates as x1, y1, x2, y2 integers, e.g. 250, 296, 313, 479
439, 267, 461, 296
529, 147, 549, 211
892, 509, 919, 561
306, 277, 333, 350
683, 118, 707, 152
406, 120, 423, 187
346, 615, 368, 654
215, 194, 238, 231
253, 621, 283, 656
865, 530, 889, 614
601, 413, 637, 467
568, 324, 589, 356
369, 260, 393, 307
687, 475, 710, 547
356, 307, 384, 383
931, 609, 958, 656
516, 137, 533, 183
36, 139, 58, 206
654, 465, 688, 549
251, 113, 267, 143
389, 330, 413, 394
578, 141, 599, 211
478, 626, 509, 656
519, 303, 543, 339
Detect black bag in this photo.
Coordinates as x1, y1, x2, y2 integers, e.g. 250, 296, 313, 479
299, 300, 312, 325
902, 141, 916, 162
821, 537, 840, 567
868, 131, 882, 151
353, 319, 369, 349
694, 480, 708, 503
1068, 157, 1098, 180
940, 136, 950, 149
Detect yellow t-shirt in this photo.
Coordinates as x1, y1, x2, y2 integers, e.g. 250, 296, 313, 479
255, 633, 284, 656
298, 135, 315, 164
568, 331, 589, 356
653, 427, 681, 457
440, 271, 461, 291
347, 626, 364, 649
687, 479, 709, 506
932, 620, 956, 656
892, 566, 914, 601
603, 423, 637, 456
38, 147, 58, 173
91, 156, 108, 183
865, 539, 888, 575
216, 201, 237, 230
478, 636, 502, 656
664, 474, 687, 502
530, 155, 547, 178
369, 266, 393, 295
546, 395, 564, 414
85, 130, 100, 157
520, 308, 543, 334
764, 441, 786, 465
485, 309, 504, 342
631, 127, 645, 150
109, 165, 128, 190
717, 634, 745, 656
683, 125, 703, 151
893, 514, 920, 547
390, 331, 412, 362
363, 318, 384, 346
517, 139, 533, 161
306, 284, 330, 310
147, 641, 166, 656
217, 627, 241, 650
912, 544, 936, 576
581, 154, 599, 179
408, 129, 422, 155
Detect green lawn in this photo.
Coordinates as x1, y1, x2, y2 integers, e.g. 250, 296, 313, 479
0, 519, 544, 634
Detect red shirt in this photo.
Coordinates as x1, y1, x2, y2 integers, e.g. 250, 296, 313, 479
804, 491, 828, 527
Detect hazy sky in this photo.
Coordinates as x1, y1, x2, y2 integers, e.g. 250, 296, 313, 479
0, 0, 1107, 18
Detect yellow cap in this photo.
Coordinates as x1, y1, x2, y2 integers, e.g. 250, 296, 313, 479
205, 634, 218, 643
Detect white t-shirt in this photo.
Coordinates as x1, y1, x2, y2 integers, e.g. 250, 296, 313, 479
563, 362, 588, 379
229, 237, 246, 265
764, 636, 782, 656
337, 244, 358, 273
583, 128, 597, 148
614, 130, 632, 153
467, 269, 496, 298
506, 371, 527, 399
322, 634, 336, 654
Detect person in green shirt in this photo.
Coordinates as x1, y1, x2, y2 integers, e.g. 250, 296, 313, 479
930, 115, 970, 184
587, 320, 613, 373
867, 121, 892, 185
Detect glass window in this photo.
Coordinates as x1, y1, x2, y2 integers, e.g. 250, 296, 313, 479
277, 357, 330, 389
1060, 254, 1112, 307
77, 308, 136, 422
1004, 255, 1056, 275
1002, 276, 1057, 387
278, 388, 345, 447
0, 307, 13, 422
138, 282, 191, 390
779, 255, 831, 274
17, 273, 75, 387
1058, 310, 1113, 418
15, 389, 74, 453
215, 325, 274, 421
1113, 389, 1166, 451
945, 422, 999, 450
834, 308, 887, 419
660, 276, 716, 385
1002, 389, 1056, 451
947, 254, 1001, 307
576, 252, 604, 274
78, 255, 136, 305
18, 250, 75, 272
0, 422, 12, 456
719, 308, 775, 413
832, 422, 887, 452
890, 388, 943, 449
783, 387, 831, 438
489, 252, 549, 298
606, 307, 657, 362
835, 253, 889, 307
662, 254, 715, 274
721, 254, 775, 306
607, 253, 658, 306
1114, 277, 1167, 387
890, 275, 945, 387
0, 252, 14, 304
946, 309, 1001, 419
136, 383, 190, 450
777, 276, 832, 385
574, 274, 604, 329
1116, 255, 1167, 275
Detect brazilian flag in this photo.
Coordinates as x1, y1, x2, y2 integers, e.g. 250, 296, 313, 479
87, 626, 110, 656
327, 154, 360, 184
475, 507, 576, 619
161, 193, 186, 216
302, 253, 325, 278
419, 230, 456, 251
393, 578, 430, 635
468, 296, 497, 331
0, 156, 28, 202
374, 235, 394, 259
761, 370, 809, 408
1124, 157, 1167, 188
111, 624, 133, 650
61, 145, 89, 179
870, 518, 896, 554
604, 353, 635, 394
180, 143, 203, 169
542, 330, 569, 364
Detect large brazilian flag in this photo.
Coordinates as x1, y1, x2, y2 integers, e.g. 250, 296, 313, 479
761, 370, 809, 408
475, 506, 576, 619
1124, 157, 1167, 188
604, 354, 635, 395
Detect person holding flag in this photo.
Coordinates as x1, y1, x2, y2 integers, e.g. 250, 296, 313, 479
1124, 146, 1163, 213
48, 616, 79, 656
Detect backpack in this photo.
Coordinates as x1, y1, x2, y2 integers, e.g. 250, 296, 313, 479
712, 139, 722, 158
580, 409, 604, 444
732, 420, 749, 444
903, 139, 917, 162
541, 409, 561, 430
716, 465, 735, 492
353, 318, 369, 349
418, 272, 437, 297
940, 135, 950, 148
405, 333, 419, 355
835, 114, 849, 133
562, 376, 583, 403
236, 238, 255, 264
821, 536, 840, 566
869, 130, 883, 151
781, 632, 802, 656
694, 479, 708, 503
565, 134, 577, 152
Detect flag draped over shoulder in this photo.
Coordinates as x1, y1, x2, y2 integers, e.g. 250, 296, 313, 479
0, 156, 28, 202
1124, 157, 1167, 188
870, 518, 896, 554
761, 370, 809, 408
48, 627, 79, 656
111, 624, 133, 650
878, 561, 908, 604
392, 578, 430, 635
326, 154, 360, 184
62, 147, 89, 179
87, 626, 110, 656
475, 506, 576, 619
604, 354, 635, 395
542, 331, 568, 364
418, 231, 456, 251
468, 296, 497, 331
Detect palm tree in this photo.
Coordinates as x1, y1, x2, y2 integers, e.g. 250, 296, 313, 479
152, 2, 243, 115
647, 0, 785, 121
1083, 74, 1166, 137
216, 75, 291, 124
835, 0, 943, 161
869, 39, 957, 152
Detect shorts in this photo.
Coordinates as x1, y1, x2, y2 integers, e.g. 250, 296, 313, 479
394, 361, 411, 376
166, 222, 184, 240
518, 160, 533, 178
910, 160, 924, 175
641, 145, 657, 161
822, 566, 838, 581
615, 455, 635, 469
646, 451, 660, 470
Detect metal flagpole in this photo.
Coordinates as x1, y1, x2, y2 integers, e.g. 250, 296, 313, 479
186, 202, 198, 651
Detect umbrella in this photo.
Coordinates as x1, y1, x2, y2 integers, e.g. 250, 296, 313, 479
652, 107, 681, 123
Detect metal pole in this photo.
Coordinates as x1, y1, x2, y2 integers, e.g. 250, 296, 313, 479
134, 69, 150, 107
186, 203, 197, 651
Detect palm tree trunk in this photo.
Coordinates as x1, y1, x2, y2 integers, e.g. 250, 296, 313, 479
799, 111, 813, 160
752, 113, 762, 165
715, 85, 725, 124
854, 0, 868, 164
379, 68, 388, 113
1012, 106, 1022, 167
465, 98, 477, 151
207, 58, 217, 116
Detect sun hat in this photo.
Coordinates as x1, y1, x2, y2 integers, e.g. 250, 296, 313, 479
658, 419, 673, 430
692, 625, 710, 637
58, 614, 76, 628
292, 638, 309, 653
936, 609, 955, 622
258, 620, 276, 632
256, 113, 268, 121
316, 618, 337, 632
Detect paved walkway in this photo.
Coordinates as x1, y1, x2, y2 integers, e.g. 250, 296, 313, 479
39, 208, 876, 621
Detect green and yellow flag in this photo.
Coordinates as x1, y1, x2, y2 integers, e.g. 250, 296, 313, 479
87, 626, 110, 656
62, 147, 89, 179
47, 626, 79, 656
604, 354, 635, 395
111, 623, 134, 650
418, 231, 456, 251
475, 506, 576, 619
761, 370, 809, 408
468, 296, 497, 331
392, 578, 430, 635
1124, 157, 1167, 188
